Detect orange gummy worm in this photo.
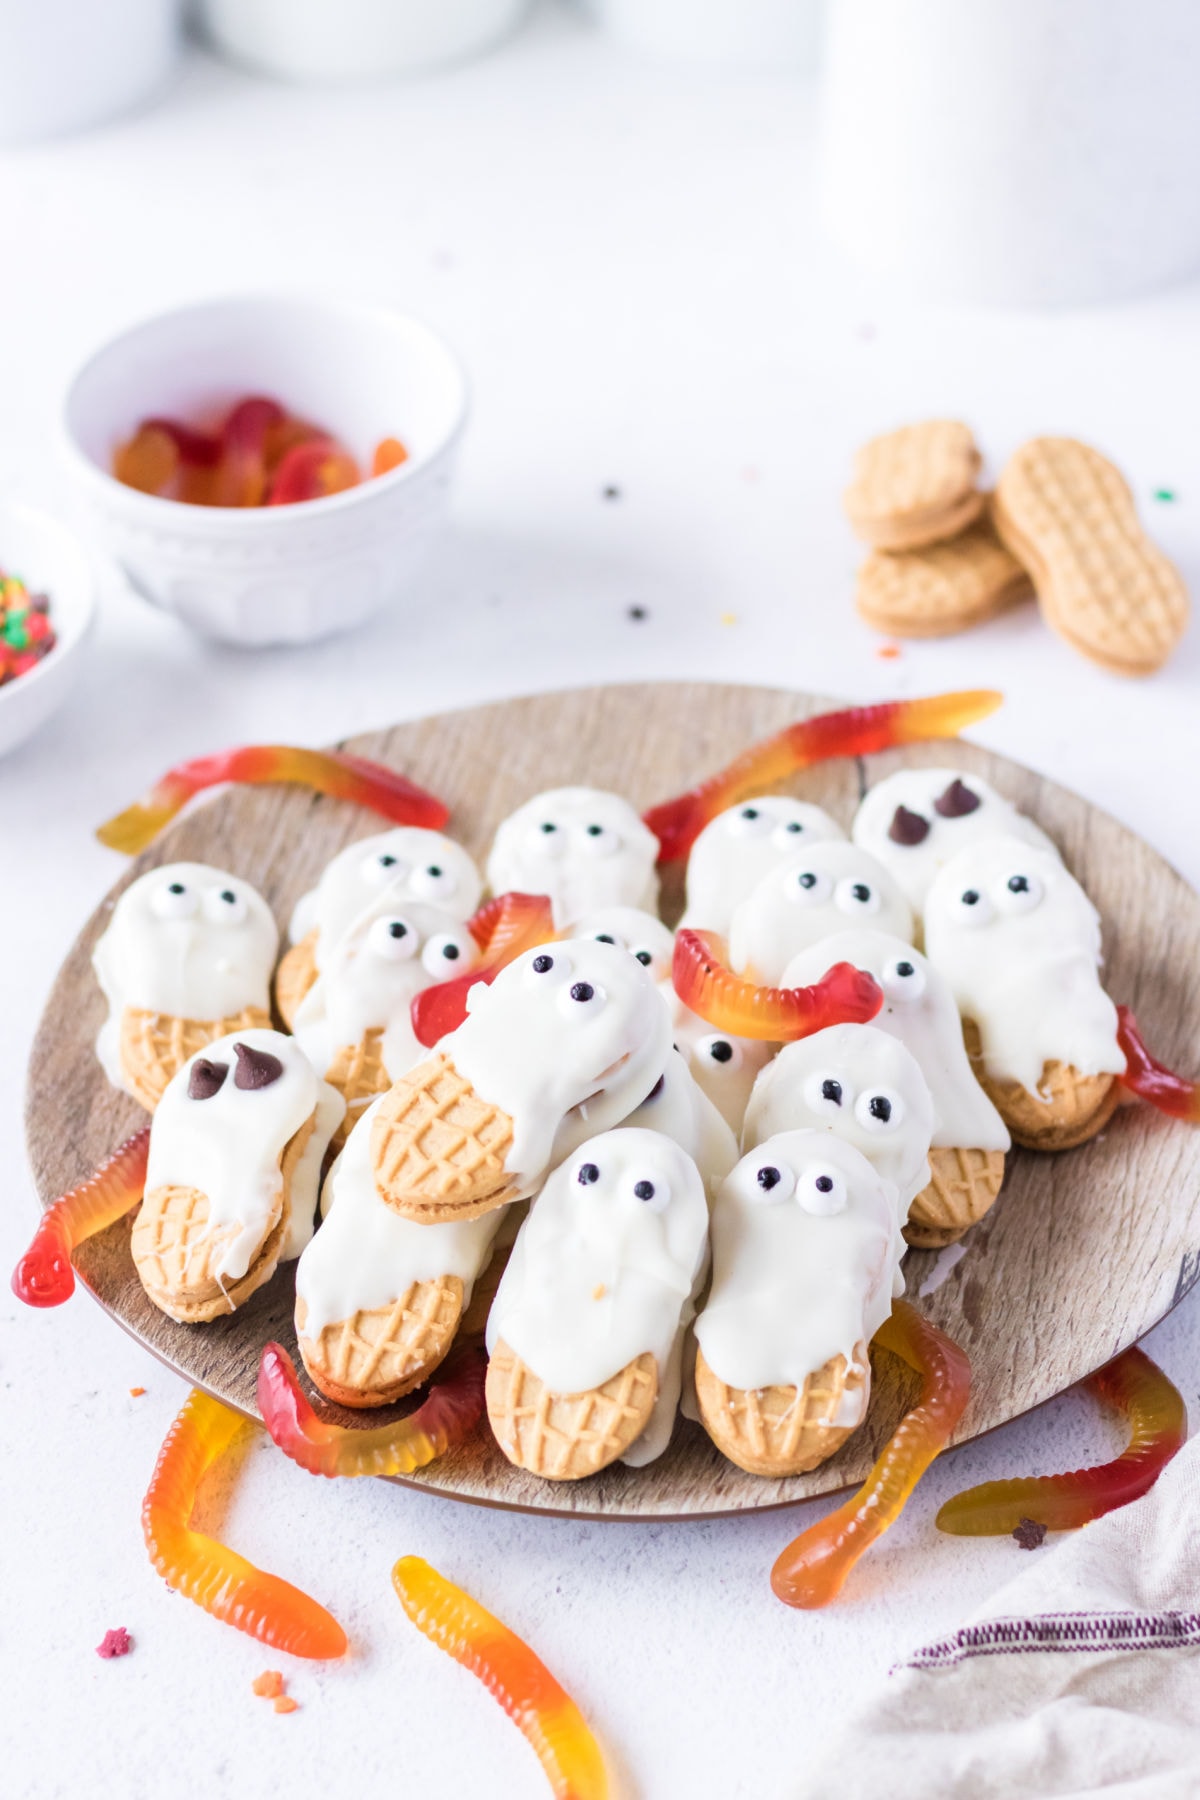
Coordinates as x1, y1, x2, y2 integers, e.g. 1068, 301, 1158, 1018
393, 1556, 608, 1800
937, 1347, 1186, 1536
771, 1300, 971, 1609
143, 1389, 347, 1659
12, 1127, 150, 1308
672, 930, 883, 1042
412, 893, 556, 1047
1116, 1007, 1200, 1123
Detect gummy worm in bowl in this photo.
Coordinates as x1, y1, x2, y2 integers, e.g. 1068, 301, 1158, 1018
96, 744, 450, 855
12, 1127, 150, 1308
257, 1341, 487, 1479
392, 1556, 608, 1800
936, 1347, 1186, 1536
643, 689, 1004, 864
672, 930, 883, 1042
411, 893, 556, 1048
1115, 1007, 1200, 1123
771, 1301, 971, 1609
142, 1388, 347, 1660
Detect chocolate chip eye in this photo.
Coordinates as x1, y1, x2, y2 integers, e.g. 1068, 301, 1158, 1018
757, 1166, 782, 1190
934, 778, 981, 818
634, 1179, 656, 1201
815, 1174, 834, 1194
188, 1057, 228, 1101
570, 982, 595, 1002
577, 1162, 600, 1184
889, 805, 930, 846
532, 954, 554, 973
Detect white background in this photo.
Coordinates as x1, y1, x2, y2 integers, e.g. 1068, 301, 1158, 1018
2, 10, 1199, 1798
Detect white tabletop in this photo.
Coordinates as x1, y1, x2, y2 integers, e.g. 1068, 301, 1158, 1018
4, 13, 1199, 1799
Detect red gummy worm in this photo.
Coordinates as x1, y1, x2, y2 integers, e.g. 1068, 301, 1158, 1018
643, 690, 1004, 864
96, 744, 450, 855
672, 930, 882, 1042
412, 893, 556, 1048
771, 1301, 971, 1609
936, 1347, 1186, 1536
143, 1388, 347, 1659
12, 1127, 150, 1308
1116, 1007, 1200, 1123
393, 1556, 609, 1800
257, 1341, 486, 1479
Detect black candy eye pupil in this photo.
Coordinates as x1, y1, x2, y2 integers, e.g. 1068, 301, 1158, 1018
757, 1166, 782, 1190
896, 961, 914, 978
741, 807, 759, 820
851, 883, 871, 903
586, 824, 604, 836
533, 954, 553, 973
1008, 875, 1030, 893
962, 889, 981, 906
570, 982, 595, 1002
379, 855, 397, 867
709, 1040, 733, 1063
540, 822, 557, 834
168, 883, 185, 895
815, 1175, 834, 1194
578, 1163, 600, 1185
220, 890, 236, 904
389, 922, 407, 939
596, 933, 616, 944
633, 1179, 655, 1201
443, 944, 460, 961
798, 872, 818, 890
821, 1078, 843, 1104
635, 950, 652, 965
785, 821, 802, 833
869, 1095, 892, 1122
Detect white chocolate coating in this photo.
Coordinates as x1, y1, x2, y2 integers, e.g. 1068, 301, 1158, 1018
742, 1023, 935, 1216
296, 1097, 502, 1339
569, 906, 676, 985
621, 1047, 739, 1198
923, 838, 1125, 1095
780, 929, 1010, 1154
281, 1081, 348, 1261
288, 828, 482, 952
852, 768, 1060, 913
487, 1129, 709, 1466
728, 841, 914, 983
93, 862, 278, 1092
486, 786, 660, 929
695, 1131, 905, 1396
660, 981, 776, 1136
680, 794, 846, 936
146, 1028, 341, 1286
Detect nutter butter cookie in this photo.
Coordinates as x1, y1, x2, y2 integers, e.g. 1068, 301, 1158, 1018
844, 421, 984, 551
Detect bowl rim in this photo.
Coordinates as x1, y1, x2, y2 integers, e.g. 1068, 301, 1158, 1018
58, 291, 471, 530
0, 497, 96, 708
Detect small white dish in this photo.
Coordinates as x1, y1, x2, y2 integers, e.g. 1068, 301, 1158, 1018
0, 500, 95, 758
60, 294, 469, 647
199, 0, 532, 81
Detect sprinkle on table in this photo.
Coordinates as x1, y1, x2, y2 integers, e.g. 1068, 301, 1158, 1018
602, 484, 621, 501
876, 642, 902, 660
129, 1386, 146, 1397
1153, 488, 1177, 503
252, 1671, 285, 1699
96, 1627, 133, 1659
627, 605, 648, 622
719, 611, 738, 627
1012, 1517, 1048, 1550
273, 1696, 299, 1715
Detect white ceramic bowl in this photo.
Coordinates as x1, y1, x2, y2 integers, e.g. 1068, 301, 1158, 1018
199, 0, 532, 81
0, 500, 95, 757
61, 295, 469, 647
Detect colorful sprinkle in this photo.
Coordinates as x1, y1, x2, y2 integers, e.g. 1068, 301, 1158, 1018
96, 1627, 133, 1659
252, 1671, 285, 1698
1012, 1517, 1047, 1550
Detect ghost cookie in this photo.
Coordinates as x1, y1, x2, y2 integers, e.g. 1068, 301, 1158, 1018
679, 795, 846, 937
729, 841, 914, 984
780, 930, 1011, 1247
294, 1098, 503, 1408
852, 768, 1059, 914
486, 787, 660, 929
486, 1130, 709, 1477
743, 1023, 935, 1221
93, 863, 278, 1112
369, 938, 671, 1225
131, 1030, 344, 1323
924, 838, 1126, 1151
277, 828, 482, 1029
570, 906, 675, 983
661, 988, 775, 1137
694, 1132, 905, 1477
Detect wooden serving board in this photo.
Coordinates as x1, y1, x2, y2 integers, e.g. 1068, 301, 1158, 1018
26, 683, 1200, 1519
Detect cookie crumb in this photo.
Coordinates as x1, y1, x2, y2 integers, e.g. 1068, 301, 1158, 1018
252, 1671, 285, 1699
592, 1283, 607, 1301
97, 1627, 132, 1659
129, 1386, 146, 1397
719, 611, 738, 627
1153, 487, 1177, 503
274, 1696, 299, 1715
627, 605, 648, 622
875, 642, 902, 660
1013, 1517, 1047, 1550
602, 485, 622, 501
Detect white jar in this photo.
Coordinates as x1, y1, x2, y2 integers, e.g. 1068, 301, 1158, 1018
819, 0, 1200, 306
580, 0, 824, 70
199, 0, 533, 82
0, 0, 181, 145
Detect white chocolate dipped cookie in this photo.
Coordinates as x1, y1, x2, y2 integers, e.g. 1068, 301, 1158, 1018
728, 840, 913, 984
486, 1129, 709, 1477
780, 929, 1011, 1247
131, 1029, 344, 1323
278, 828, 482, 1029
570, 906, 675, 983
486, 786, 660, 929
93, 862, 278, 1112
679, 795, 846, 937
661, 985, 775, 1138
295, 1098, 503, 1408
924, 838, 1125, 1151
694, 1131, 905, 1477
743, 1022, 934, 1220
853, 768, 1059, 914
370, 938, 671, 1225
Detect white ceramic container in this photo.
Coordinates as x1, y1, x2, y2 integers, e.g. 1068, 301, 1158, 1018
199, 0, 532, 82
0, 0, 181, 146
60, 295, 469, 648
819, 0, 1200, 306
580, 0, 823, 69
0, 501, 96, 757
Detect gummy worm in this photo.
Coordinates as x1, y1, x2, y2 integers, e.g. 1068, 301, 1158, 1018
936, 1347, 1186, 1536
673, 930, 883, 1042
771, 1301, 971, 1609
257, 1341, 487, 1478
393, 1556, 608, 1800
143, 1388, 347, 1659
412, 893, 556, 1048
12, 1127, 150, 1308
644, 690, 1004, 864
96, 744, 450, 854
1115, 1007, 1200, 1123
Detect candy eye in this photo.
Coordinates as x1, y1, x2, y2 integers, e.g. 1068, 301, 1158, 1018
835, 876, 881, 916
363, 850, 408, 886
367, 915, 419, 960
787, 868, 833, 905
770, 819, 808, 850
576, 1161, 601, 1186
631, 946, 656, 969
558, 979, 606, 1017
527, 821, 566, 859
796, 1165, 848, 1216
746, 1162, 795, 1204
803, 1071, 851, 1116
996, 871, 1045, 915
854, 1087, 904, 1133
727, 805, 773, 839
881, 955, 926, 1002
203, 885, 248, 925
952, 886, 994, 926
696, 1033, 742, 1071
150, 879, 199, 921
410, 863, 458, 902
579, 823, 620, 857
629, 1174, 670, 1213
590, 930, 624, 949
421, 931, 475, 978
